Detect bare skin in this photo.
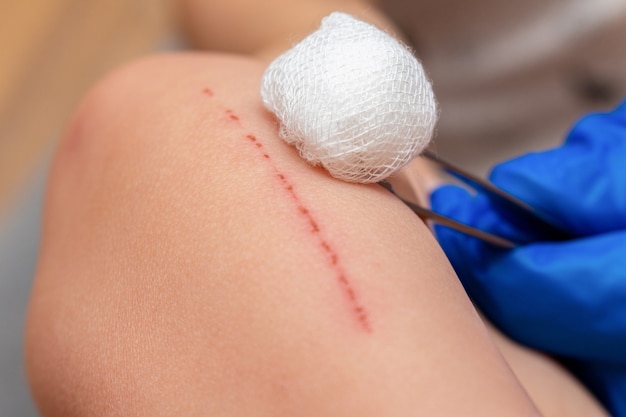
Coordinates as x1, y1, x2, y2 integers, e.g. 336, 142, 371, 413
25, 50, 606, 417
24, 1, 608, 416
177, 1, 609, 414
178, 0, 400, 62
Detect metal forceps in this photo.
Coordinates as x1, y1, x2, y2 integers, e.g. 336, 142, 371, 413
382, 150, 571, 248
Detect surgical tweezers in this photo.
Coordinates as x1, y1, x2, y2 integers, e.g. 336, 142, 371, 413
382, 150, 571, 248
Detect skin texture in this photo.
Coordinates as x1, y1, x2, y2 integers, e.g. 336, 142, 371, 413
25, 1, 609, 416
25, 50, 608, 417
27, 52, 543, 417
178, 0, 402, 62
176, 1, 609, 415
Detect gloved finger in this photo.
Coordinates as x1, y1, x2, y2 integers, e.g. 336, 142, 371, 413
488, 101, 626, 235
466, 231, 626, 364
430, 185, 519, 315
430, 184, 549, 245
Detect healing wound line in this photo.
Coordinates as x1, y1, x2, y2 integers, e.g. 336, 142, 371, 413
243, 131, 372, 332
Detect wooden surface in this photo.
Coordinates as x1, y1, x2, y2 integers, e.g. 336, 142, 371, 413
0, 0, 175, 219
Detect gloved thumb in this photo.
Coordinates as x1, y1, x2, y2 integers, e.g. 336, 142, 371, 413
430, 184, 548, 246
488, 103, 626, 235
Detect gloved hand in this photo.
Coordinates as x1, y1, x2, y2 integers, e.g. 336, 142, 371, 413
430, 100, 626, 415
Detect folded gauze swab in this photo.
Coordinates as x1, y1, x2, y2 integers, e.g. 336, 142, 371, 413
260, 12, 438, 183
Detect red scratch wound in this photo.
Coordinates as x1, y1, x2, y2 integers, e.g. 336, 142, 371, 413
202, 88, 214, 97
242, 131, 372, 332
225, 109, 240, 122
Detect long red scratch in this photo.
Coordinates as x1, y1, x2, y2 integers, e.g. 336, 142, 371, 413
244, 133, 371, 332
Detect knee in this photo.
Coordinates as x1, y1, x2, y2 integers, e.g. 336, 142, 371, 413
44, 52, 271, 235
52, 52, 266, 181
25, 52, 273, 415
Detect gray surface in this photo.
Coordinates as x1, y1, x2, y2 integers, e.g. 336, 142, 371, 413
0, 170, 46, 417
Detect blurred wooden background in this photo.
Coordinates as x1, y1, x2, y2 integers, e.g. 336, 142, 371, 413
0, 0, 176, 220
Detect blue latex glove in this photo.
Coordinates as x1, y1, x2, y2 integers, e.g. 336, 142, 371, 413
430, 100, 626, 414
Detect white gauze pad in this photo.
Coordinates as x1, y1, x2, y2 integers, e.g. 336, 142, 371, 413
261, 12, 438, 183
